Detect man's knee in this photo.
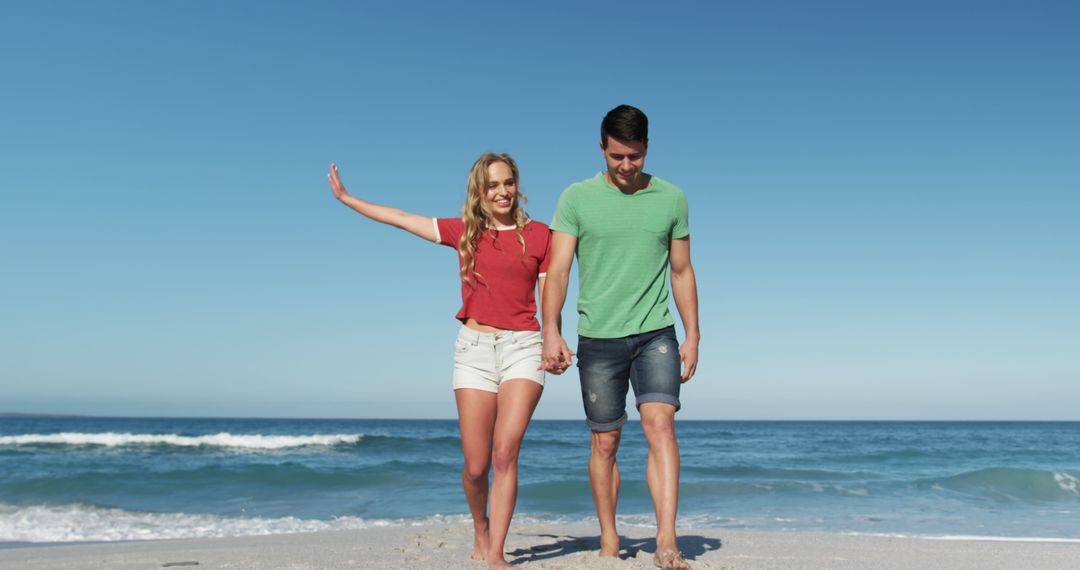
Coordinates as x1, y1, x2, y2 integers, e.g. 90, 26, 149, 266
591, 429, 621, 460
639, 403, 677, 440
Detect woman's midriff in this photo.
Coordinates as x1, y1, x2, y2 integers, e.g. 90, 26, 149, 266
463, 318, 503, 333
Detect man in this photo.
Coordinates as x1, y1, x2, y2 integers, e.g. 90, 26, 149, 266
541, 104, 700, 570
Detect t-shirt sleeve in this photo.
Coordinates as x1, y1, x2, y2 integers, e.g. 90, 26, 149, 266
549, 189, 579, 237
538, 228, 552, 275
434, 217, 464, 247
672, 190, 690, 239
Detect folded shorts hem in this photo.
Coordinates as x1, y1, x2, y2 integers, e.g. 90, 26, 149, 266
635, 393, 681, 412
499, 375, 545, 389
452, 383, 500, 393
586, 412, 628, 432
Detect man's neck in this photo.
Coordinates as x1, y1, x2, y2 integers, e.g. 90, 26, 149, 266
605, 172, 651, 194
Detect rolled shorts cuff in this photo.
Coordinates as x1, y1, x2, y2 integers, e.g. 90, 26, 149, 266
586, 412, 628, 433
635, 393, 681, 412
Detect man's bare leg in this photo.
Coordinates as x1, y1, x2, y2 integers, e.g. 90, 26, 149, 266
589, 428, 622, 557
455, 389, 498, 561
611, 458, 620, 522
640, 403, 690, 570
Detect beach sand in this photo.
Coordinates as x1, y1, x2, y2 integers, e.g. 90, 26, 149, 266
2, 522, 1078, 569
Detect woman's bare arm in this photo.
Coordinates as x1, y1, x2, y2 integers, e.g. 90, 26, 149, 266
328, 163, 438, 242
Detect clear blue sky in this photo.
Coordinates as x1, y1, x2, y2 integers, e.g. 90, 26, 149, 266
2, 1, 1077, 420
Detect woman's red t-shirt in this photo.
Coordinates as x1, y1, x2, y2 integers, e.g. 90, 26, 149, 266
434, 218, 551, 331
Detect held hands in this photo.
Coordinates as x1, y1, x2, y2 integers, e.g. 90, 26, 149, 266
679, 337, 699, 382
327, 163, 348, 201
540, 331, 574, 375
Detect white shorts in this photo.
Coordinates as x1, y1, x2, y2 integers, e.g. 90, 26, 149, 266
452, 326, 545, 392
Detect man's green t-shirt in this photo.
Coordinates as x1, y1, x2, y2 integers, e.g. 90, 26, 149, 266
550, 172, 689, 338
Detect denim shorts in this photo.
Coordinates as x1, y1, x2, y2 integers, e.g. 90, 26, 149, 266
452, 326, 545, 393
577, 325, 681, 432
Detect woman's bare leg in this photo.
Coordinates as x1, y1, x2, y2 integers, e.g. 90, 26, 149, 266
456, 388, 498, 561
485, 379, 543, 568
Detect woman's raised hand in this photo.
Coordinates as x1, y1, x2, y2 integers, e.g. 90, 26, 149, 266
328, 163, 348, 200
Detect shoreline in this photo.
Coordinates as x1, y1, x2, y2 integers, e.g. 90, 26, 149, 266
3, 523, 1079, 569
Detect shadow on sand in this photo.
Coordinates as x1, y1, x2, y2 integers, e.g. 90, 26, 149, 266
507, 533, 722, 565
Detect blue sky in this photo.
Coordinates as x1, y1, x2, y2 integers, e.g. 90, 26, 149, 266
2, 1, 1077, 420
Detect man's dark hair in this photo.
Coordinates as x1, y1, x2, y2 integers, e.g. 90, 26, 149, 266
601, 104, 648, 148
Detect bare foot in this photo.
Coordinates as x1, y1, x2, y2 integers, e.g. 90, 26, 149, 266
599, 532, 620, 558
471, 520, 490, 561
486, 555, 514, 568
653, 548, 691, 570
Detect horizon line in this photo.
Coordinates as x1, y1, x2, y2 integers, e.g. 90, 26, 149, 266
2, 412, 1078, 423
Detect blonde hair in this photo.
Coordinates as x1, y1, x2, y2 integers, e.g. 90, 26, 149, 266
458, 153, 528, 288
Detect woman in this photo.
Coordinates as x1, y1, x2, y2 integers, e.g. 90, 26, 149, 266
327, 154, 554, 568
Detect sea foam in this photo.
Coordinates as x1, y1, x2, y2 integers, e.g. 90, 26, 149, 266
1054, 472, 1079, 495
0, 432, 362, 449
0, 503, 369, 542
0, 503, 483, 543
845, 531, 1080, 544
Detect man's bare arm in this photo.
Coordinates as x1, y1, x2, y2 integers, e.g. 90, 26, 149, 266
541, 231, 577, 373
670, 236, 700, 381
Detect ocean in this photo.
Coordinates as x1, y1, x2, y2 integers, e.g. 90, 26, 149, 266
1, 417, 1077, 545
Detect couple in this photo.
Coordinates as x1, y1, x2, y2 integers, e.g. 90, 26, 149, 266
327, 105, 700, 569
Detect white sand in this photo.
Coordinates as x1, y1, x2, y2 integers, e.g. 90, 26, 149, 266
2, 522, 1078, 569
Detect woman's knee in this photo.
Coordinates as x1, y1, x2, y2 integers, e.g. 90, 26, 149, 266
491, 440, 521, 472
463, 460, 490, 483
